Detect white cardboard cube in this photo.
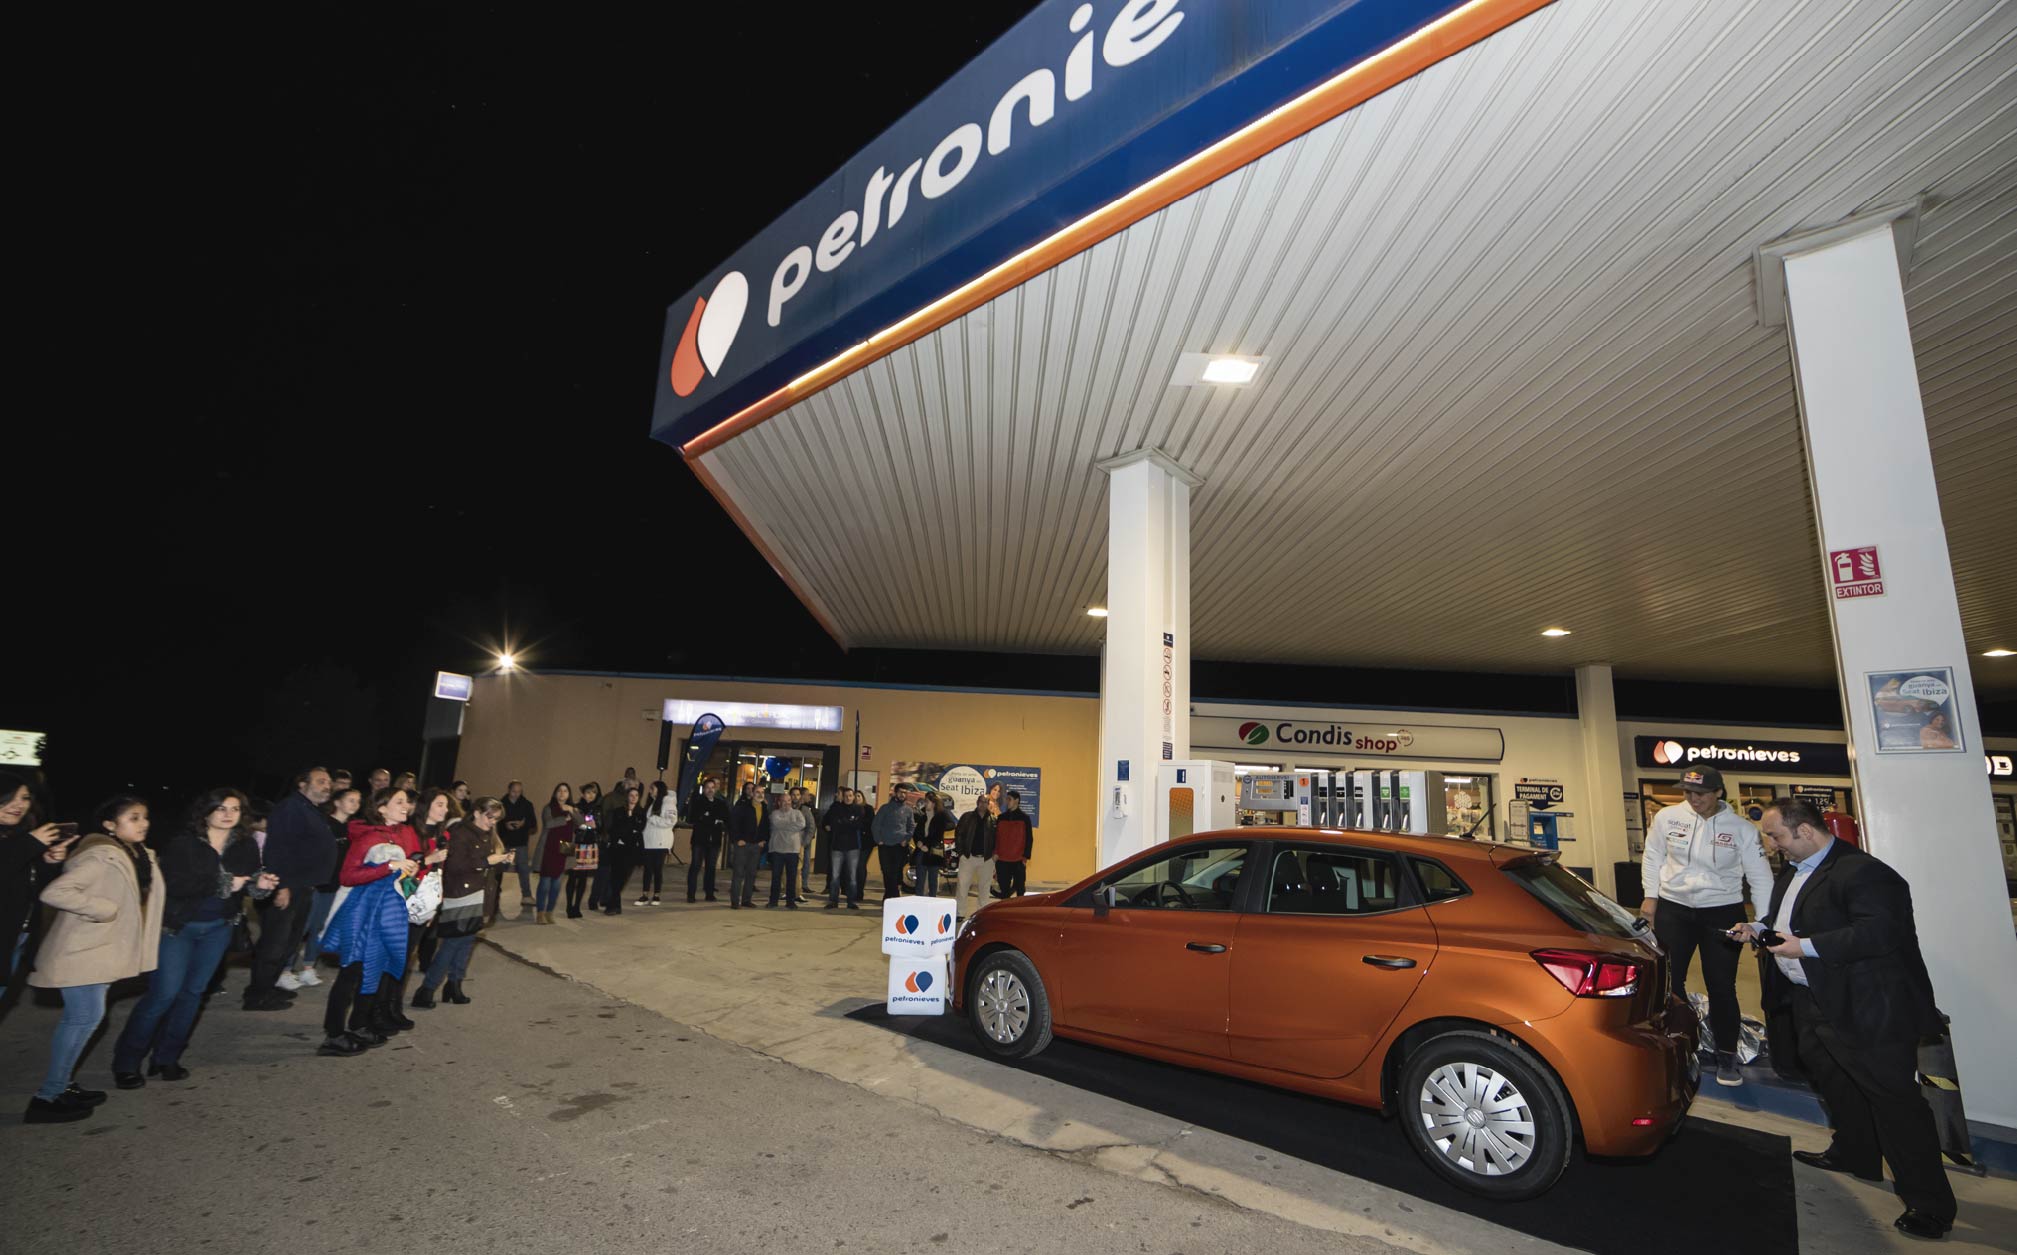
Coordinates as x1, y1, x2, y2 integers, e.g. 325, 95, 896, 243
886, 954, 948, 1016
880, 894, 958, 958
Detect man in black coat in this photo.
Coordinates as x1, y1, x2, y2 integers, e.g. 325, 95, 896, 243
1738, 797, 1955, 1240
247, 767, 335, 1010
685, 777, 731, 903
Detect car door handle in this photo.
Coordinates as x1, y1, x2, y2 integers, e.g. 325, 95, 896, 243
1186, 942, 1228, 954
1361, 955, 1416, 969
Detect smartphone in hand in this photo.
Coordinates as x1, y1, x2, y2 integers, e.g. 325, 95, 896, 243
53, 821, 80, 840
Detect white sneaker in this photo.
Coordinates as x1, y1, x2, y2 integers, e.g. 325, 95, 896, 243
635, 897, 650, 906
294, 967, 323, 987
275, 970, 303, 992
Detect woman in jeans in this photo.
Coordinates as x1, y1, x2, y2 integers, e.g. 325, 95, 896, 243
295, 784, 361, 985
530, 783, 574, 924
24, 796, 166, 1123
114, 788, 274, 1086
912, 793, 955, 897
414, 798, 512, 1006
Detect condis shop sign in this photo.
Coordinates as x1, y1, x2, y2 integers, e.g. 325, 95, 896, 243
650, 0, 1481, 449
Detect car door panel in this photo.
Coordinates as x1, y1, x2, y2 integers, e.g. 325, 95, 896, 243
1058, 909, 1235, 1057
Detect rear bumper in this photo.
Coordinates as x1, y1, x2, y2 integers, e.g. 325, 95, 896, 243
1523, 994, 1698, 1157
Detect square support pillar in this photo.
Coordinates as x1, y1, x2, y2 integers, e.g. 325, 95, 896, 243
1777, 218, 2017, 1126
1574, 664, 1628, 875
1096, 449, 1196, 869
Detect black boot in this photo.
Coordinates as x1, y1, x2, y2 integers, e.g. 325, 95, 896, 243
444, 980, 471, 1005
386, 983, 417, 1031
410, 985, 437, 1010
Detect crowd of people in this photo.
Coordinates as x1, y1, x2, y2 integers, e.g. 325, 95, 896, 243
1, 763, 1037, 1125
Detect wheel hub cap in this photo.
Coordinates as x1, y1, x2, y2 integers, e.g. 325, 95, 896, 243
1418, 1061, 1538, 1177
976, 970, 1030, 1044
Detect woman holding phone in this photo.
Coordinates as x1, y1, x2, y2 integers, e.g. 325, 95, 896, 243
112, 788, 273, 1086
1, 771, 74, 1004
24, 796, 171, 1123
413, 797, 512, 1006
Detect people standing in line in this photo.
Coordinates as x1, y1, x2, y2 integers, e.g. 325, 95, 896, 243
253, 767, 335, 1005
912, 793, 954, 897
114, 789, 274, 1086
414, 797, 512, 1008
23, 795, 164, 1123
685, 776, 729, 903
993, 791, 1035, 899
640, 780, 677, 905
871, 784, 917, 902
728, 782, 765, 910
765, 790, 810, 909
1640, 765, 1774, 1087
603, 784, 646, 915
337, 787, 440, 1033
954, 795, 998, 917
1738, 798, 1956, 1241
575, 782, 606, 912
297, 785, 361, 986
315, 832, 419, 1056
822, 787, 871, 911
2, 771, 75, 1004
531, 783, 575, 924
499, 779, 537, 909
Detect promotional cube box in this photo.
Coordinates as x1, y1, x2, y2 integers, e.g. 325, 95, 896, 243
880, 895, 958, 958
886, 954, 948, 1016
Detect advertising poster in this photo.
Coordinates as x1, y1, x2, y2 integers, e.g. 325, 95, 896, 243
1866, 667, 1966, 753
889, 761, 1043, 825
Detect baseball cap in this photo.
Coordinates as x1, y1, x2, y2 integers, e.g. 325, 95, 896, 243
1676, 765, 1724, 794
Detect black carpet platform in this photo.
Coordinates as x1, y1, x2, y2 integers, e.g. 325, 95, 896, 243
849, 1004, 1798, 1255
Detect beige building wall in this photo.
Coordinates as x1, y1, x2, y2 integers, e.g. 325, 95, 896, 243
457, 673, 1103, 887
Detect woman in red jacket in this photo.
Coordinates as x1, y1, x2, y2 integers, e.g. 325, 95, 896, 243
329, 788, 439, 1037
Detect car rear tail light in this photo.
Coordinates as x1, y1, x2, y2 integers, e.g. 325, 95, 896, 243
1532, 948, 1645, 998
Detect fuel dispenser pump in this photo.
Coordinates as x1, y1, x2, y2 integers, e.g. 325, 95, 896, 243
1237, 771, 1329, 827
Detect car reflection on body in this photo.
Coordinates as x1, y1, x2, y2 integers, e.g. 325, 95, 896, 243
950, 828, 1698, 1200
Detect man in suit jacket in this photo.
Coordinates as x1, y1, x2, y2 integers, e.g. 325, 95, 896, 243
1737, 797, 1955, 1240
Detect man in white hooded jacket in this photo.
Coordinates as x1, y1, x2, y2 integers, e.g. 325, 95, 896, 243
1640, 764, 1774, 1088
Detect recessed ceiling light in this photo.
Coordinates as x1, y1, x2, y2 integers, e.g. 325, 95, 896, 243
1170, 352, 1265, 386
1985, 648, 2015, 658
1540, 627, 1572, 637
1086, 606, 1109, 618
1201, 356, 1261, 384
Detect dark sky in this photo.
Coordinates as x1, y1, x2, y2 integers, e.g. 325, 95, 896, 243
17, 6, 2008, 814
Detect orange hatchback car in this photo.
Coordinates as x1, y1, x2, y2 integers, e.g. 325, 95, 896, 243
950, 829, 1699, 1199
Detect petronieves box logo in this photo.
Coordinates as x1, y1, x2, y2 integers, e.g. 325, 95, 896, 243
893, 913, 921, 936
669, 271, 750, 397
903, 970, 935, 994
1237, 720, 1269, 745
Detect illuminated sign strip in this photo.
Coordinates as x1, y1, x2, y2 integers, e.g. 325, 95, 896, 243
661, 699, 843, 733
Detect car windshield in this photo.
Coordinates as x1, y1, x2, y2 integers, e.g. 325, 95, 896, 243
1107, 845, 1246, 910
1504, 859, 1644, 941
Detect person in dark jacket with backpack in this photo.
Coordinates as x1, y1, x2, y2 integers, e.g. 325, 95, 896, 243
685, 776, 730, 903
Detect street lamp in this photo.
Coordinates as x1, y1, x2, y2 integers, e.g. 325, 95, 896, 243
496, 652, 518, 673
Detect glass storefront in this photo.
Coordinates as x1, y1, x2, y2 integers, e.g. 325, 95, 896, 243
680, 738, 840, 806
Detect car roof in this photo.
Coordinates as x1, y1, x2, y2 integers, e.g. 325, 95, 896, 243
1165, 827, 1514, 864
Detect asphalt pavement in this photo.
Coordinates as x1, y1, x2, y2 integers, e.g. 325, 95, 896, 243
0, 948, 1399, 1255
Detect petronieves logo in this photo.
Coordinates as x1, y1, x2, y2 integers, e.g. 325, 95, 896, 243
893, 913, 921, 936
903, 970, 935, 994
938, 913, 952, 935
669, 271, 750, 397
1237, 720, 1269, 746
1652, 739, 1686, 765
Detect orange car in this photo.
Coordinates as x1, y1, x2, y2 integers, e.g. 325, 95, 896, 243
950, 828, 1699, 1200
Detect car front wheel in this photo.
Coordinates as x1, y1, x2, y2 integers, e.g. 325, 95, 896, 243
967, 949, 1053, 1060
1397, 1029, 1573, 1200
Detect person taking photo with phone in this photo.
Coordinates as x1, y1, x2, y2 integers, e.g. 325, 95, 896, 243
1, 771, 73, 1004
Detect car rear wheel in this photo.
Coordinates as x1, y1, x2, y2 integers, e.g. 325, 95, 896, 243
968, 950, 1052, 1060
1397, 1030, 1573, 1201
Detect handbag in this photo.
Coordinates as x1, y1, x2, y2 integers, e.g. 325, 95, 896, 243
406, 868, 444, 925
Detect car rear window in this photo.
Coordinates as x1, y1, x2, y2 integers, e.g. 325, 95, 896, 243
1503, 859, 1644, 940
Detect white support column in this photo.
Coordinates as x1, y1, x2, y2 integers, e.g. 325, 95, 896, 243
1776, 217, 2017, 1127
1096, 449, 1197, 869
1574, 664, 1628, 878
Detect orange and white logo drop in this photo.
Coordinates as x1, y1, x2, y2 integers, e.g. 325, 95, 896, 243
669, 271, 750, 397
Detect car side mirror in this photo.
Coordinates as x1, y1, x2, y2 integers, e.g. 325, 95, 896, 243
1093, 884, 1116, 917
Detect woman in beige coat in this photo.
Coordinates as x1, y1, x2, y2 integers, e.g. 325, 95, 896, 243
25, 795, 164, 1124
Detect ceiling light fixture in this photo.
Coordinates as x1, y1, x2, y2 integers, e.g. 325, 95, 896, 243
1984, 648, 2015, 658
1086, 606, 1109, 618
1170, 352, 1266, 387
1540, 627, 1572, 637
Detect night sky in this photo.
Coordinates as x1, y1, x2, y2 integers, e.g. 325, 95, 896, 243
15, 5, 2009, 817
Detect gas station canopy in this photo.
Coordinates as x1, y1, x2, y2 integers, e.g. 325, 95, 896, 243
652, 0, 2016, 692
